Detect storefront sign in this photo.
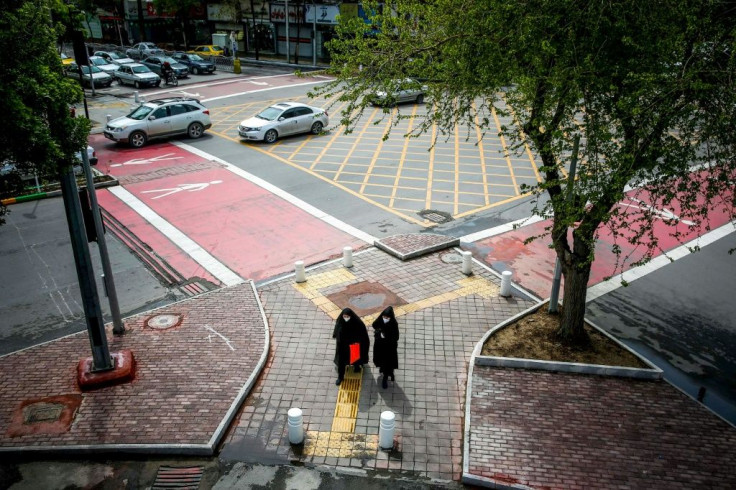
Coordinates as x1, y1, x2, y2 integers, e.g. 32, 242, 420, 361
208, 2, 268, 21
305, 5, 339, 25
270, 3, 304, 23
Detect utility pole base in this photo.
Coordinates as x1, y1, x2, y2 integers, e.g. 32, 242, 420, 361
77, 350, 135, 391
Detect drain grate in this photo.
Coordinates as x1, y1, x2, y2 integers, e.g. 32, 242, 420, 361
418, 209, 453, 224
152, 466, 203, 490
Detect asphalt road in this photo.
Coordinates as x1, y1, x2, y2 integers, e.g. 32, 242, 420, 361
587, 232, 736, 425
0, 197, 175, 355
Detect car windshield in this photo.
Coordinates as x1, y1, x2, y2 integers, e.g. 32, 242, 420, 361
127, 105, 154, 120
256, 107, 283, 121
107, 52, 121, 59
189, 54, 204, 61
132, 65, 151, 73
161, 57, 177, 64
90, 58, 105, 66
214, 45, 224, 51
81, 65, 102, 74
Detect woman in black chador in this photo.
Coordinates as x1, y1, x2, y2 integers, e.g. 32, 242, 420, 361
333, 308, 370, 386
372, 306, 399, 389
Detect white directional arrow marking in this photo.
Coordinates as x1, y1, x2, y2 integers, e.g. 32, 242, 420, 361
140, 180, 223, 200
110, 152, 184, 167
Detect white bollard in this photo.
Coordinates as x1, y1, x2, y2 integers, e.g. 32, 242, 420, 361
379, 410, 395, 449
287, 407, 304, 444
106, 114, 112, 122
134, 91, 140, 103
295, 261, 306, 283
343, 246, 353, 268
461, 251, 473, 275
500, 270, 513, 297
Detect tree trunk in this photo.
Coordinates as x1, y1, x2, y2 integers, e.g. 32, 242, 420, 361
558, 255, 592, 344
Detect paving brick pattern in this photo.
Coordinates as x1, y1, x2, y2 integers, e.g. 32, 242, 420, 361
467, 367, 736, 489
224, 248, 535, 480
0, 282, 266, 450
375, 234, 459, 260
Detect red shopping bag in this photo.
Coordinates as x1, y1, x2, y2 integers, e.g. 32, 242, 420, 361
349, 343, 361, 364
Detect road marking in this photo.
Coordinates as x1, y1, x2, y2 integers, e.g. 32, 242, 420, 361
172, 142, 376, 244
203, 324, 235, 350
586, 220, 736, 301
140, 180, 223, 200
111, 153, 183, 167
202, 80, 330, 103
108, 186, 244, 287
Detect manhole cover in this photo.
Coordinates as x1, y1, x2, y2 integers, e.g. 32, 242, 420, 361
418, 209, 453, 224
349, 292, 387, 310
23, 403, 64, 424
440, 252, 463, 264
145, 314, 182, 330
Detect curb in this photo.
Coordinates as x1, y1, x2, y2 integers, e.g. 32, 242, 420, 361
1, 177, 119, 207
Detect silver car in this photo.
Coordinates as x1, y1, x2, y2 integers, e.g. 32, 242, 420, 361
370, 78, 427, 105
238, 102, 328, 144
88, 56, 120, 75
103, 97, 212, 148
66, 62, 113, 88
93, 51, 135, 66
114, 63, 161, 88
126, 42, 164, 60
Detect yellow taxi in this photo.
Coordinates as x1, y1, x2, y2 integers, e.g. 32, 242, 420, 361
187, 45, 225, 57
60, 53, 74, 66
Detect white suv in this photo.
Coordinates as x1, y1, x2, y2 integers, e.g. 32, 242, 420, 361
104, 97, 212, 148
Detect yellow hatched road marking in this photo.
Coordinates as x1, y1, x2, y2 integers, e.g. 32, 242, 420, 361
305, 99, 352, 167
389, 105, 417, 207
359, 109, 396, 195
473, 102, 491, 206
492, 106, 520, 195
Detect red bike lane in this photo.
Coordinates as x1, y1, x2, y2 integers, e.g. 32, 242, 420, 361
466, 176, 734, 299
92, 135, 365, 283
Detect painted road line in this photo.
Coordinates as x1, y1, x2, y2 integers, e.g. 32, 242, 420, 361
460, 215, 546, 243
108, 186, 244, 287
202, 80, 329, 103
586, 220, 736, 302
173, 142, 376, 244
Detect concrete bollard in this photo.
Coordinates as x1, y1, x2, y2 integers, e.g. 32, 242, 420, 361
106, 114, 112, 122
500, 270, 513, 297
287, 407, 304, 444
134, 91, 140, 103
343, 246, 353, 268
461, 251, 473, 275
295, 261, 306, 283
379, 410, 395, 449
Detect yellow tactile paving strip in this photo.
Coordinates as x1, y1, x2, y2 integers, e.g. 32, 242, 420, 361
332, 366, 363, 433
302, 430, 380, 458
210, 95, 548, 227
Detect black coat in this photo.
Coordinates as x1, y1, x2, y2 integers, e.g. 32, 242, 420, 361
371, 306, 399, 371
333, 308, 370, 367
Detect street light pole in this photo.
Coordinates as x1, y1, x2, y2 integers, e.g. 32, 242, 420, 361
80, 149, 124, 335
548, 135, 580, 313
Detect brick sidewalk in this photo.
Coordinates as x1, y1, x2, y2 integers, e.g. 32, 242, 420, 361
0, 282, 267, 455
221, 245, 535, 481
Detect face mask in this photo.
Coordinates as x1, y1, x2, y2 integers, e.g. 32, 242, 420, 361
382, 317, 390, 323
342, 315, 350, 322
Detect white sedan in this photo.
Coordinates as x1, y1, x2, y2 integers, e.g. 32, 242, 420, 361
238, 102, 328, 143
88, 56, 120, 75
93, 51, 135, 66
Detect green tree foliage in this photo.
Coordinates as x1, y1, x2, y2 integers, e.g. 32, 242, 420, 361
0, 0, 90, 224
314, 0, 736, 342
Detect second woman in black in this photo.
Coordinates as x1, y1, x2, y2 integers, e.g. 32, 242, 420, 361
372, 306, 399, 389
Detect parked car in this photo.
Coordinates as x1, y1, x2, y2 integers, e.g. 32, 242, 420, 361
126, 42, 164, 60
93, 51, 135, 66
66, 62, 113, 88
113, 63, 161, 88
238, 102, 328, 144
1, 146, 97, 182
60, 53, 74, 66
171, 52, 216, 74
140, 56, 189, 78
104, 97, 212, 148
88, 56, 120, 75
187, 45, 225, 58
370, 78, 427, 105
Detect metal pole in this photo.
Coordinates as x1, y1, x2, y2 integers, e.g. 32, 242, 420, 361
86, 65, 96, 97
80, 149, 125, 335
549, 135, 580, 313
312, 2, 317, 66
285, 0, 290, 64
59, 167, 113, 371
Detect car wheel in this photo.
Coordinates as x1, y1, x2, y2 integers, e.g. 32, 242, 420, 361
187, 122, 204, 139
129, 131, 147, 148
264, 129, 278, 144
193, 67, 199, 75
310, 121, 323, 135
416, 94, 424, 104
134, 81, 140, 89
